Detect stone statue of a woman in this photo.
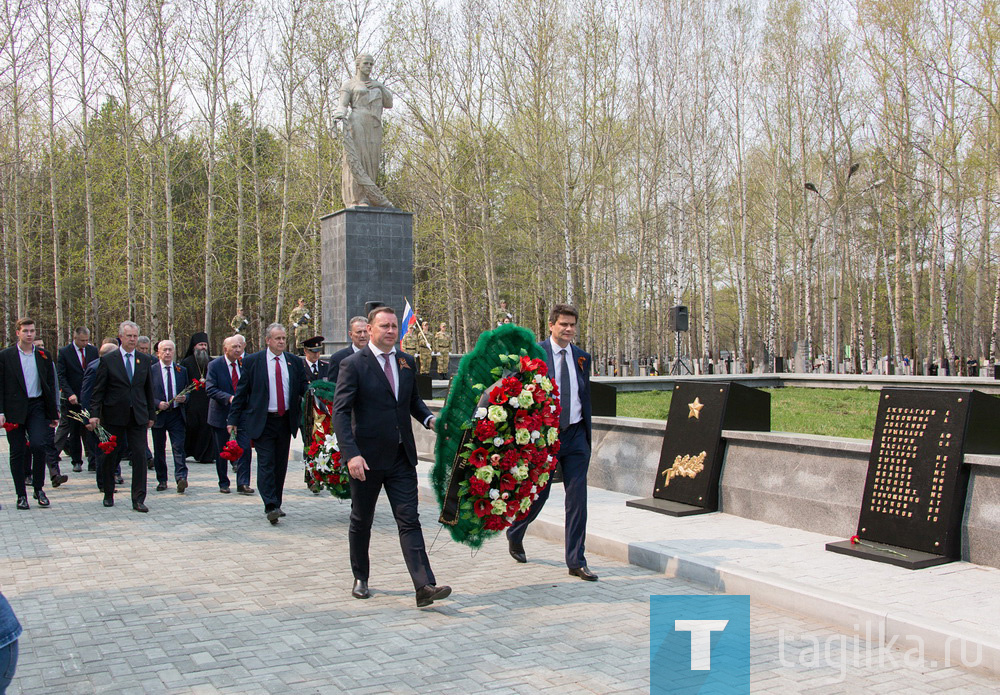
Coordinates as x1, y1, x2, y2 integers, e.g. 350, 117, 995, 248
333, 53, 393, 208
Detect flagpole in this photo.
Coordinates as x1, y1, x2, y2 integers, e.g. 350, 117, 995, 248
404, 296, 433, 349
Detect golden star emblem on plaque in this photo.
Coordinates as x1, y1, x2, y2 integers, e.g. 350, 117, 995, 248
688, 397, 704, 419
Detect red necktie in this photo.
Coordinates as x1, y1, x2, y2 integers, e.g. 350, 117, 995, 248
80, 348, 87, 368
275, 355, 286, 416
231, 362, 239, 391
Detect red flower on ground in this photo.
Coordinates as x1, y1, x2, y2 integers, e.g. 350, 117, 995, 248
850, 535, 860, 544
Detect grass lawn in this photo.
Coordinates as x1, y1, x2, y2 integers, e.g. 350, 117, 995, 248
617, 387, 881, 440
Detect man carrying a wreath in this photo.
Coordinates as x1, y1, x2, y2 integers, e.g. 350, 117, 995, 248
506, 304, 598, 581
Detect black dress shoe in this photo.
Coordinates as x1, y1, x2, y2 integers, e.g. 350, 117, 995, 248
103, 497, 114, 507
176, 478, 188, 494
132, 502, 149, 513
415, 584, 452, 607
266, 509, 281, 525
278, 509, 286, 517
52, 474, 68, 487
219, 487, 231, 494
72, 463, 83, 472
351, 579, 370, 599
238, 485, 255, 495
16, 496, 29, 510
508, 539, 527, 564
156, 483, 168, 492
568, 566, 599, 581
33, 490, 50, 507
115, 475, 124, 485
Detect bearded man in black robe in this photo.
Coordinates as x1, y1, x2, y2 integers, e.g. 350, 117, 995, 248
180, 332, 217, 463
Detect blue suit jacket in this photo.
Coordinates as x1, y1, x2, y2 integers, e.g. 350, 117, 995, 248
151, 361, 188, 428
539, 339, 592, 445
205, 356, 241, 430
227, 349, 307, 440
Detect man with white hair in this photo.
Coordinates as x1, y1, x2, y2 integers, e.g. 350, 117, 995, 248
207, 335, 253, 494
89, 321, 156, 512
151, 340, 189, 493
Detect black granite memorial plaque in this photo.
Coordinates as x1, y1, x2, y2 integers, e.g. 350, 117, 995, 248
626, 382, 770, 516
590, 381, 617, 417
415, 373, 433, 400
826, 388, 1000, 569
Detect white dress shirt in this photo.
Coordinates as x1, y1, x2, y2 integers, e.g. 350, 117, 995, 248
160, 362, 177, 407
369, 344, 399, 400
266, 349, 290, 413
549, 337, 582, 426
226, 358, 241, 382
18, 346, 41, 398
119, 346, 137, 379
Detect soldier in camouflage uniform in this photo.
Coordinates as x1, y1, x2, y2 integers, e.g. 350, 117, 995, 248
400, 317, 421, 360
288, 298, 310, 355
433, 322, 451, 379
494, 299, 513, 326
415, 320, 433, 375
231, 307, 250, 335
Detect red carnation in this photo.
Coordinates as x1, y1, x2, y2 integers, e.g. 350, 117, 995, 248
474, 420, 497, 441
468, 447, 489, 468
502, 376, 522, 396
500, 450, 520, 469
220, 440, 244, 461
473, 498, 491, 517
483, 515, 507, 531
468, 477, 490, 496
2, 422, 17, 431
308, 441, 321, 457
499, 473, 517, 491
488, 386, 508, 405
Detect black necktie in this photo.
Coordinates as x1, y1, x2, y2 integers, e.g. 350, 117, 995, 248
166, 367, 173, 403
312, 363, 318, 376
559, 349, 571, 429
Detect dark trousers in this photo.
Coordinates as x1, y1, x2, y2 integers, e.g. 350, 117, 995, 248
51, 405, 96, 470
8, 398, 53, 498
152, 409, 187, 483
254, 413, 291, 512
507, 421, 590, 569
213, 426, 251, 489
102, 419, 149, 505
348, 444, 434, 589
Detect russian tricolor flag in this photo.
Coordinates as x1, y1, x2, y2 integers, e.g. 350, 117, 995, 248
401, 300, 416, 340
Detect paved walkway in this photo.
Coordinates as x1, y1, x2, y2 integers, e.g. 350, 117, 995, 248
2, 450, 1000, 693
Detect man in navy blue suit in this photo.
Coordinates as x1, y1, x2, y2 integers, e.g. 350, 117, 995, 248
54, 327, 99, 474
333, 306, 450, 607
150, 340, 189, 493
228, 324, 308, 524
207, 335, 253, 495
327, 316, 369, 384
507, 304, 597, 581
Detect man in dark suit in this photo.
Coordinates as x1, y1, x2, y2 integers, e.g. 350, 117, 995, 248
333, 306, 450, 607
228, 323, 308, 524
301, 336, 329, 382
0, 318, 59, 510
327, 316, 369, 384
150, 340, 189, 493
54, 327, 99, 474
507, 304, 597, 581
206, 335, 253, 495
89, 320, 156, 512
81, 340, 120, 489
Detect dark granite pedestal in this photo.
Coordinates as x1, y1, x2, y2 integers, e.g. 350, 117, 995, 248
321, 207, 413, 353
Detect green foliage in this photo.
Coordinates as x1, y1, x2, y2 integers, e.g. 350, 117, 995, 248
617, 387, 880, 440
432, 323, 546, 549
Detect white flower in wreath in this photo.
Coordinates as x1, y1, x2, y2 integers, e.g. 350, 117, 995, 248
491, 499, 507, 515
546, 428, 558, 445
487, 405, 507, 423
489, 488, 500, 500
540, 377, 553, 392
324, 433, 338, 447
475, 407, 488, 419
512, 464, 529, 481
514, 428, 531, 445
534, 374, 544, 384
517, 391, 534, 408
508, 396, 520, 407
530, 429, 541, 442
530, 484, 538, 494
493, 436, 505, 448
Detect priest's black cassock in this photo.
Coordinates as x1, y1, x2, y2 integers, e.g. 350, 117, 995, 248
180, 332, 217, 463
